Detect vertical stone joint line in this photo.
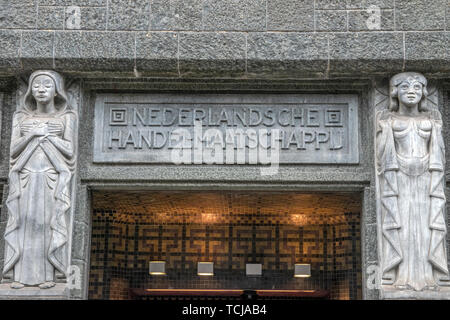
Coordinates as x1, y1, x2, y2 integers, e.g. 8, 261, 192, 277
63, 5, 66, 31
402, 32, 406, 71
133, 32, 138, 77
393, 0, 396, 31
265, 0, 268, 31
106, 0, 110, 31
244, 33, 248, 76
201, 0, 205, 31
148, 0, 152, 31
52, 31, 56, 70
326, 36, 330, 78
444, 4, 447, 32
19, 31, 23, 70
35, 2, 39, 31
346, 9, 349, 32
177, 32, 181, 77
313, 0, 316, 32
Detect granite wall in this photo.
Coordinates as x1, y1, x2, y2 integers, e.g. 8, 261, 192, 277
0, 0, 448, 78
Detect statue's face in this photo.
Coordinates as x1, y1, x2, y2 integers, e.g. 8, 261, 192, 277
31, 75, 56, 104
397, 78, 423, 107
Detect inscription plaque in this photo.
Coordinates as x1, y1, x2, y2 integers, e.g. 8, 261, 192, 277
93, 94, 359, 164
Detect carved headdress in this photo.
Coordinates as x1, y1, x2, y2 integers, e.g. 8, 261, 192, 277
389, 72, 428, 112
21, 70, 71, 113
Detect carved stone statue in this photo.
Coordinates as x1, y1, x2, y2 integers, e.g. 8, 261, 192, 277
376, 72, 449, 291
2, 71, 77, 289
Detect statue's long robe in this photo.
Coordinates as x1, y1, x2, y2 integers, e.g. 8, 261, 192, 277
377, 111, 448, 290
3, 111, 75, 285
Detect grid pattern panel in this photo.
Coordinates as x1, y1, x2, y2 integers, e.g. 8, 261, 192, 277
88, 191, 362, 300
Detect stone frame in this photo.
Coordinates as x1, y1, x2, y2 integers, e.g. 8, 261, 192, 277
66, 78, 376, 300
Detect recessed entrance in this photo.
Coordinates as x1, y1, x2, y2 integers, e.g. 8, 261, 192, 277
88, 191, 362, 300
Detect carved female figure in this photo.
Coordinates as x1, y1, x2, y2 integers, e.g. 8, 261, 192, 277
377, 72, 449, 291
2, 71, 77, 289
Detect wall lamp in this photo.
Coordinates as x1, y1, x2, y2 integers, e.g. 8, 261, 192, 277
294, 264, 311, 278
246, 263, 262, 277
149, 261, 166, 275
197, 262, 214, 276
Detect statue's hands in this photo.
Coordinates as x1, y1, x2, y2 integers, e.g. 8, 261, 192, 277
38, 134, 50, 143
30, 123, 49, 136
20, 123, 33, 135
39, 133, 50, 144
47, 122, 63, 135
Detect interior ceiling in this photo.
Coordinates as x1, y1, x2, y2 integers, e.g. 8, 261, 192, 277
92, 191, 361, 225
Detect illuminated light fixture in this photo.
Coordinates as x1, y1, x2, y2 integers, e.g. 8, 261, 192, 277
201, 213, 218, 224
294, 264, 311, 278
291, 214, 308, 226
246, 263, 262, 276
149, 261, 166, 275
197, 262, 214, 276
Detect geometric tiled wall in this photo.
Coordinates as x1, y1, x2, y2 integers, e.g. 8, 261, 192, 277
88, 191, 362, 300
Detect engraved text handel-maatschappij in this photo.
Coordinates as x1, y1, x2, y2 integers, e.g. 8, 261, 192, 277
107, 106, 344, 151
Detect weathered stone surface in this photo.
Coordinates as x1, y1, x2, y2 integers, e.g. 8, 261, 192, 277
0, 0, 36, 29
74, 184, 91, 225
267, 0, 314, 31
348, 9, 394, 31
38, 0, 106, 5
395, 0, 445, 31
329, 32, 403, 75
363, 187, 376, 225
365, 288, 381, 300
0, 222, 5, 269
79, 165, 372, 184
247, 33, 328, 78
347, 0, 393, 9
202, 0, 266, 31
150, 0, 203, 31
0, 30, 21, 71
21, 31, 54, 70
72, 222, 89, 261
54, 31, 135, 72
404, 32, 450, 73
316, 0, 346, 10
315, 10, 347, 31
179, 32, 246, 77
0, 186, 9, 224
79, 7, 107, 30
135, 32, 178, 76
364, 224, 378, 262
0, 196, 6, 273
68, 260, 87, 299
107, 0, 150, 31
38, 6, 65, 30
382, 287, 450, 300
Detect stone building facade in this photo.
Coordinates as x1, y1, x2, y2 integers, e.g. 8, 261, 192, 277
0, 0, 449, 300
